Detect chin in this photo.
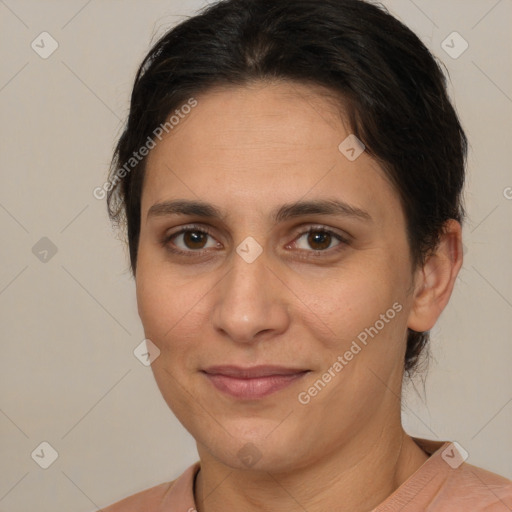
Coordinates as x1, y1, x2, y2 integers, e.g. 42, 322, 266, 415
220, 442, 299, 473
197, 424, 307, 473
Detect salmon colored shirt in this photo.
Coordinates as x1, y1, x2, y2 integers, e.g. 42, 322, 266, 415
100, 438, 512, 511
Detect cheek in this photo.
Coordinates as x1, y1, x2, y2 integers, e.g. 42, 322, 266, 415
136, 270, 165, 340
136, 255, 182, 345
310, 266, 400, 340
303, 264, 411, 391
135, 258, 209, 361
135, 264, 202, 413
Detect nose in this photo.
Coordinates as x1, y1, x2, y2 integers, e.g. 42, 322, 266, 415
211, 249, 290, 345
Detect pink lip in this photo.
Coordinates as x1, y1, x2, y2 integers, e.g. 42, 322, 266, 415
202, 365, 310, 400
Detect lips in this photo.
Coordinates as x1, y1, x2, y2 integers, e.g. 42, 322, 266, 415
201, 365, 310, 399
203, 365, 309, 378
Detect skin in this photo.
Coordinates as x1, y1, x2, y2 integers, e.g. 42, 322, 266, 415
135, 80, 463, 511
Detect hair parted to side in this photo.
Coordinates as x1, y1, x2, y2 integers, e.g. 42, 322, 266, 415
106, 0, 467, 375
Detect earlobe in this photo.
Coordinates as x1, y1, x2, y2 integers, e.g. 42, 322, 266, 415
407, 220, 463, 333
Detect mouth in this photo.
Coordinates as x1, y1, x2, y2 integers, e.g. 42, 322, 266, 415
201, 365, 310, 400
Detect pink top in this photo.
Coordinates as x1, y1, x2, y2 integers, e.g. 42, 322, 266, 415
101, 438, 512, 511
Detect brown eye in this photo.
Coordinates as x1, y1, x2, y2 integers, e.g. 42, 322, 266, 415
307, 231, 332, 251
293, 228, 345, 252
163, 226, 220, 255
182, 230, 209, 250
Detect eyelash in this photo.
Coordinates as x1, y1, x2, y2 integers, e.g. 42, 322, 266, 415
161, 224, 350, 259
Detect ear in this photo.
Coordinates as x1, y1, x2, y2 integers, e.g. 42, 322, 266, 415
407, 219, 463, 332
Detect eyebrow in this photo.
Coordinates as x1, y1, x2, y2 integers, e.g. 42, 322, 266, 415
147, 198, 372, 224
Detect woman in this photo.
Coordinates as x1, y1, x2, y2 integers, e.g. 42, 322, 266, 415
101, 0, 512, 510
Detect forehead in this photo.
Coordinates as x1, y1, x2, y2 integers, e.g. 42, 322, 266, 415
141, 81, 402, 227
163, 81, 348, 155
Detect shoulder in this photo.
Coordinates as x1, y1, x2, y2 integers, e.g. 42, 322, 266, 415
443, 461, 512, 510
98, 461, 200, 512
381, 439, 512, 511
100, 480, 176, 512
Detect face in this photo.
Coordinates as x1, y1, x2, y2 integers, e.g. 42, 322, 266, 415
136, 81, 417, 472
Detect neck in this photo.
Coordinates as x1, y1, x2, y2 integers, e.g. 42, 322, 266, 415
194, 427, 428, 512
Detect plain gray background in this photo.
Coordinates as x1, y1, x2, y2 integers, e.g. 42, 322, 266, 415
1, 0, 511, 510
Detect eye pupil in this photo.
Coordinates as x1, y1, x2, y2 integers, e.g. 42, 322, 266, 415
184, 231, 207, 249
308, 231, 331, 250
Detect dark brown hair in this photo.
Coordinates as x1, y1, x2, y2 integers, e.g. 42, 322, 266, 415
106, 0, 467, 374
